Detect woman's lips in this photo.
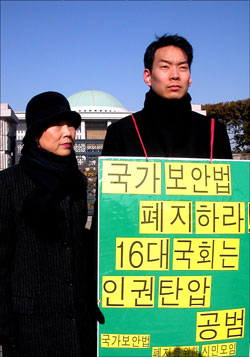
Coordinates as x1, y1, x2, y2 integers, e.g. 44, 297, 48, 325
62, 143, 72, 148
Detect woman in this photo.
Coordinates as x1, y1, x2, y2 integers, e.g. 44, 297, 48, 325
0, 92, 101, 356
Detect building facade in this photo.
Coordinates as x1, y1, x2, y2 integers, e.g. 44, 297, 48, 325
1, 89, 207, 169
14, 90, 132, 166
0, 103, 19, 170
0, 89, 207, 213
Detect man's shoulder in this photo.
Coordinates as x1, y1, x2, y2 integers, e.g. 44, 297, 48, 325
108, 110, 144, 130
102, 110, 145, 156
191, 110, 210, 123
191, 111, 226, 129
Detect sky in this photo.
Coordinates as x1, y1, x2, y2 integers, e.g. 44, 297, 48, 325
1, 0, 249, 112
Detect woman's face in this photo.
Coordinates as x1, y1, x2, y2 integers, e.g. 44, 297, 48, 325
38, 120, 76, 156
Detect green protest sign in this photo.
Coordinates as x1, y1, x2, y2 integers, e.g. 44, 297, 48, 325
98, 157, 249, 357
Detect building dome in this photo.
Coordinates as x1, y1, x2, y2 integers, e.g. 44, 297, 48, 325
68, 90, 127, 112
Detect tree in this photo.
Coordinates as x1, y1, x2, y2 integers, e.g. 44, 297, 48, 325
202, 98, 250, 153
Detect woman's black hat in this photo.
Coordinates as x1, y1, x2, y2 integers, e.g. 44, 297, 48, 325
23, 91, 81, 143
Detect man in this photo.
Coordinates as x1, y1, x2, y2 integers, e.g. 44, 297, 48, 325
102, 34, 232, 159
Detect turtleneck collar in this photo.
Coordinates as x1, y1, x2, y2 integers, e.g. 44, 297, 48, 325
19, 142, 84, 198
143, 88, 192, 116
19, 142, 86, 236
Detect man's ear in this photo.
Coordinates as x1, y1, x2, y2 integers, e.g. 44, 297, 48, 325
188, 77, 192, 87
143, 69, 152, 87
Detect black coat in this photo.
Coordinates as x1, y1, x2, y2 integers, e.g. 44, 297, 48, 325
93, 91, 232, 249
0, 164, 97, 357
102, 91, 232, 159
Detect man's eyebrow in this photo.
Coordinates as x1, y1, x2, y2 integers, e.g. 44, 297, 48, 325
159, 59, 188, 65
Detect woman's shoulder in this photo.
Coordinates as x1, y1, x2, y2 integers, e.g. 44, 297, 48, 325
0, 163, 21, 177
0, 164, 27, 187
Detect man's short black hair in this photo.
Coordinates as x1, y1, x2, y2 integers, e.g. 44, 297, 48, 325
144, 34, 193, 71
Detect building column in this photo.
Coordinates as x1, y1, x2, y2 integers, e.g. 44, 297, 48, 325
0, 104, 19, 170
81, 121, 85, 139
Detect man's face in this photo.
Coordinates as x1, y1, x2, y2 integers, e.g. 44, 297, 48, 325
144, 45, 192, 100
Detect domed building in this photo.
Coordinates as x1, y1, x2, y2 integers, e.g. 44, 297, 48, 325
1, 88, 206, 173
9, 90, 132, 214
13, 89, 131, 167
1, 90, 207, 215
68, 90, 126, 113
67, 90, 129, 154
1, 89, 207, 170
67, 90, 130, 165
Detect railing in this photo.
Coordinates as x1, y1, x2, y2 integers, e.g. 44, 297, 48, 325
15, 139, 104, 163
74, 140, 104, 216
